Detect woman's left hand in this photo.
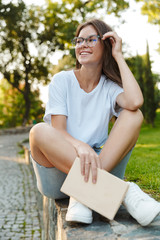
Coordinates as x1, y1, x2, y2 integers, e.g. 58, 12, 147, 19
102, 31, 123, 60
76, 142, 102, 184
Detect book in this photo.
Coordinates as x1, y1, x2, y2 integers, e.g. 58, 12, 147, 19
61, 157, 129, 220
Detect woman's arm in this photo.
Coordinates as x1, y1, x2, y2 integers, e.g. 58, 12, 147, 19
51, 115, 81, 149
51, 115, 101, 183
115, 55, 144, 110
102, 32, 144, 110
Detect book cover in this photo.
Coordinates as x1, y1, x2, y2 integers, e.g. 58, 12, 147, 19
61, 157, 129, 220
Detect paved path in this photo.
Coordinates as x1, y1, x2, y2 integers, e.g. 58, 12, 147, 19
0, 133, 41, 240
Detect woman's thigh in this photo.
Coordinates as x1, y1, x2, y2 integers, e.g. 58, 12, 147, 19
31, 146, 132, 200
110, 149, 132, 179
94, 147, 133, 179
29, 123, 77, 171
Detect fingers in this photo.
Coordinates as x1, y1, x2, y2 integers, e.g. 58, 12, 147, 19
84, 159, 91, 182
102, 31, 121, 42
90, 156, 97, 184
77, 143, 101, 184
102, 31, 122, 59
102, 31, 122, 49
81, 154, 101, 184
80, 153, 91, 179
80, 155, 85, 176
96, 156, 102, 169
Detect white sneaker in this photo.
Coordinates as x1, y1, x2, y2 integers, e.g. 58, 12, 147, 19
65, 197, 93, 224
123, 182, 160, 226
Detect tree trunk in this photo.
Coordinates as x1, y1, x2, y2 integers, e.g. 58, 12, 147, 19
22, 75, 31, 126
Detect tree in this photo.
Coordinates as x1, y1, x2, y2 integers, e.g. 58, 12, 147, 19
0, 1, 50, 125
126, 50, 159, 126
144, 43, 156, 126
134, 54, 145, 115
0, 0, 77, 125
0, 78, 44, 128
153, 74, 160, 109
51, 55, 76, 76
0, 0, 131, 126
126, 55, 145, 115
136, 0, 160, 25
136, 0, 160, 53
59, 0, 129, 21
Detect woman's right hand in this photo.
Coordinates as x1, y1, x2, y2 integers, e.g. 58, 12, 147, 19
102, 31, 123, 61
76, 142, 102, 184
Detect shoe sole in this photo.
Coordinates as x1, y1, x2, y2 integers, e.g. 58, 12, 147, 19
66, 214, 93, 224
138, 203, 160, 226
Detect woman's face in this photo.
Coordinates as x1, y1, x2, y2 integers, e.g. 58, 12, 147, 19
75, 25, 104, 68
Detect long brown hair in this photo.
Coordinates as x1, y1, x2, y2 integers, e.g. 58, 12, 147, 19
75, 19, 122, 86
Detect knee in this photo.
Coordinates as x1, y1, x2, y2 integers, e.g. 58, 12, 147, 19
29, 122, 60, 149
133, 109, 144, 127
29, 122, 52, 147
29, 123, 44, 145
121, 109, 144, 128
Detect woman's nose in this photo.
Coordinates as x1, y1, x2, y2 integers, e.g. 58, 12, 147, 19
81, 40, 88, 47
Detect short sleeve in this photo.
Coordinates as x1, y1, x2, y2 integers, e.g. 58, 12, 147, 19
109, 81, 124, 118
43, 72, 68, 124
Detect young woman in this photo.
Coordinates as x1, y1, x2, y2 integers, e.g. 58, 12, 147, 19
29, 19, 160, 226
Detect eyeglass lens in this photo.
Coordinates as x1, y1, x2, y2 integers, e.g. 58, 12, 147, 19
73, 35, 100, 47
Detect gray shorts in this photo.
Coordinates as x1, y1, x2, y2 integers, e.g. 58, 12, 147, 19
31, 148, 132, 200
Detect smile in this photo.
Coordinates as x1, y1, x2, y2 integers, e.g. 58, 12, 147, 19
80, 52, 92, 55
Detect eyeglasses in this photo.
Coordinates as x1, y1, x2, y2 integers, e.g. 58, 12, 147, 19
72, 35, 101, 48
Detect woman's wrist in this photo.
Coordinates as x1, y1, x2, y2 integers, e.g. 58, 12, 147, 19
113, 52, 124, 62
73, 141, 83, 152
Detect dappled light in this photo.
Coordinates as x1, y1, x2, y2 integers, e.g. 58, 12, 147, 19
136, 144, 160, 148
0, 0, 159, 127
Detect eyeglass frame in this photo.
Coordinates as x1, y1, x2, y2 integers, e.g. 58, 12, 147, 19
71, 34, 101, 48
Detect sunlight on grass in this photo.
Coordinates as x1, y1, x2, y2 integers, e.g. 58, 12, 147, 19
136, 144, 160, 148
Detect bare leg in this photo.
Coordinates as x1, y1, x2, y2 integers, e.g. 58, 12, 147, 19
100, 109, 143, 172
29, 123, 77, 173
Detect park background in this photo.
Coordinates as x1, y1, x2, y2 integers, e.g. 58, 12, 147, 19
0, 0, 160, 199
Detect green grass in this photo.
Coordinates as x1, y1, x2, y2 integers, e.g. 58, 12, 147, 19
125, 109, 160, 201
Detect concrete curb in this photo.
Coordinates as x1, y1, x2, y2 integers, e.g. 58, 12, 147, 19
0, 125, 33, 135
23, 144, 160, 240
54, 199, 160, 240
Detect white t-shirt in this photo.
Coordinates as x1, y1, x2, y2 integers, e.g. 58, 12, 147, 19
44, 70, 123, 148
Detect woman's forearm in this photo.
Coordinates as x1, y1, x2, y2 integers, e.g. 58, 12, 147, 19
116, 54, 144, 110
56, 128, 82, 151
102, 31, 143, 110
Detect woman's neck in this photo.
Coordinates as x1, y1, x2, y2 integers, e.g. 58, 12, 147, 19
74, 66, 102, 93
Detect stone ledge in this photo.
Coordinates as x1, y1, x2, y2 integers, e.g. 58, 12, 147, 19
0, 125, 33, 135
55, 199, 160, 240
22, 142, 160, 240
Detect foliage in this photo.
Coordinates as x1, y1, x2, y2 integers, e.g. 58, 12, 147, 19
127, 55, 146, 115
154, 75, 160, 109
51, 54, 76, 75
59, 0, 129, 20
126, 47, 159, 126
0, 1, 50, 125
136, 0, 160, 53
3, 0, 159, 127
144, 43, 156, 126
136, 0, 160, 25
0, 0, 131, 127
0, 78, 44, 128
